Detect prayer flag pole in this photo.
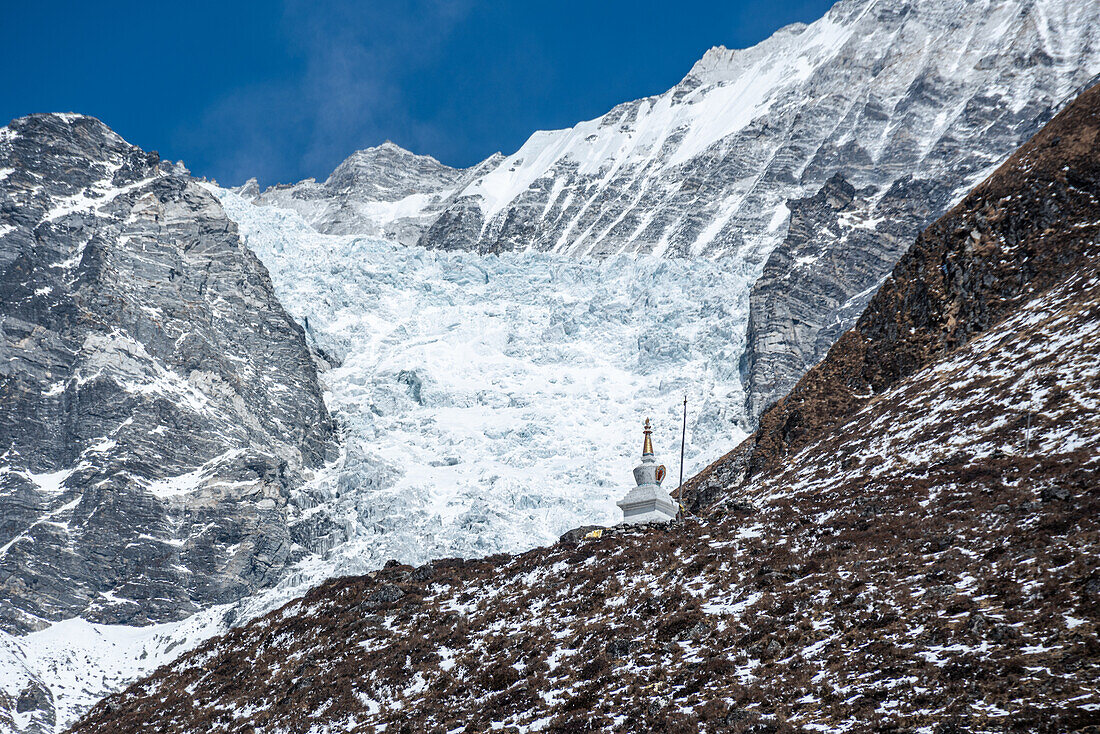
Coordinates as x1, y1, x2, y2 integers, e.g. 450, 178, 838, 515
679, 396, 687, 489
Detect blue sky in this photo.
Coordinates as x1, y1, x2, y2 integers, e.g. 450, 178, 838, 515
2, 0, 835, 186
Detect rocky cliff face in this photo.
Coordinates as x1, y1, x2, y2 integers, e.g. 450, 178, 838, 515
0, 114, 336, 642
243, 0, 1100, 425
70, 82, 1100, 734
740, 171, 955, 419
240, 142, 497, 245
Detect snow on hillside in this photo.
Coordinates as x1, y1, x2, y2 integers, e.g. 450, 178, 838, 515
2, 619, 195, 732
0, 598, 276, 734
69, 269, 1100, 733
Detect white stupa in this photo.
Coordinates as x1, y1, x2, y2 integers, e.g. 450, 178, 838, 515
617, 418, 679, 524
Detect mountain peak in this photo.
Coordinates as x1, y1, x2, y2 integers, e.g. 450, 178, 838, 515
371, 140, 411, 154
15, 111, 95, 125
320, 141, 459, 192
342, 140, 444, 167
4, 112, 127, 148
683, 45, 740, 84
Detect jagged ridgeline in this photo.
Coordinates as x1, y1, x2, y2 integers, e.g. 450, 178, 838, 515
0, 114, 337, 636
245, 0, 1100, 422
73, 80, 1100, 734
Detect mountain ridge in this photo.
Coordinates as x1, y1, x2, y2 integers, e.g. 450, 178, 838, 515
69, 79, 1100, 734
240, 0, 1100, 423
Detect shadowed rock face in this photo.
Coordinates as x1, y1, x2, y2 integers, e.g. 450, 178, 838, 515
0, 114, 336, 636
740, 172, 954, 421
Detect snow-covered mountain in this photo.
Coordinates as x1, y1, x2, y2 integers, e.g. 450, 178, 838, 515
258, 0, 1099, 260
4, 0, 1100, 731
245, 0, 1100, 421
0, 113, 341, 635
73, 79, 1100, 732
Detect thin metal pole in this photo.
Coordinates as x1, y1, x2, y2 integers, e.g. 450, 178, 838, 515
679, 396, 687, 489
1025, 399, 1032, 453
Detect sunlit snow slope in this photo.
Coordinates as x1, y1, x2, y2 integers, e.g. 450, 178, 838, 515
258, 0, 1100, 261
211, 186, 751, 576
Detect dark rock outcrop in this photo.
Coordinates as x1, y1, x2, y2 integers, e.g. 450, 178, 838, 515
0, 114, 336, 634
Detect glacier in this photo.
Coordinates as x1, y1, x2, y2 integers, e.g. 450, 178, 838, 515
212, 185, 753, 575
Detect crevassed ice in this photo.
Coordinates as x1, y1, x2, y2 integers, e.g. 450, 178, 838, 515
212, 186, 752, 582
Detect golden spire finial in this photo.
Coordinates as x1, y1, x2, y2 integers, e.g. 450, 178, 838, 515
642, 417, 654, 456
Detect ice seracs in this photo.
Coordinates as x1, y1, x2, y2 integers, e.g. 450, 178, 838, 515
617, 419, 679, 524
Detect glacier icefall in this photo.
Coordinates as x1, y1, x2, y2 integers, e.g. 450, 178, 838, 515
211, 185, 754, 582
